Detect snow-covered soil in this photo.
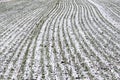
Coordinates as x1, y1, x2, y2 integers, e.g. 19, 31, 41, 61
0, 0, 120, 79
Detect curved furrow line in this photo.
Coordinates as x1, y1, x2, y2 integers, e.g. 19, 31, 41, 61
110, 1, 120, 8
22, 37, 36, 80
90, 6, 120, 47
62, 1, 92, 77
66, 24, 93, 79
70, 1, 92, 79
86, 6, 119, 52
81, 1, 115, 75
102, 5, 120, 19
66, 18, 91, 79
43, 2, 65, 79
2, 36, 31, 79
0, 17, 33, 42
0, 8, 44, 44
64, 0, 82, 78
60, 0, 78, 79
0, 20, 41, 78
0, 0, 120, 79
0, 0, 58, 79
0, 21, 36, 55
38, 2, 63, 79
90, 6, 120, 44
54, 0, 75, 79
87, 0, 120, 19
87, 0, 120, 32
77, 1, 103, 78
38, 17, 50, 80
0, 7, 44, 36
86, 6, 120, 63
30, 0, 59, 78
0, 23, 35, 77
83, 0, 120, 63
72, 0, 107, 79
10, 16, 51, 79
9, 39, 33, 80
0, 0, 57, 62
86, 0, 119, 33
83, 10, 114, 80
31, 22, 47, 79
84, 0, 119, 63
77, 0, 112, 78
70, 1, 101, 79
84, 6, 119, 78
34, 3, 61, 77
31, 0, 61, 79
62, 1, 84, 79
0, 8, 44, 46
109, 2, 120, 9
108, 6, 120, 16
40, 0, 75, 79
21, 21, 47, 79
53, 1, 72, 79
77, 0, 119, 79
0, 0, 55, 38
87, 6, 119, 55
63, 1, 90, 79
0, 20, 41, 67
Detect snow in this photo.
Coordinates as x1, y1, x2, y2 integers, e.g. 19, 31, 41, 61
0, 0, 120, 79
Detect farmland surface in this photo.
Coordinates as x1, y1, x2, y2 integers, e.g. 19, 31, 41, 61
0, 0, 120, 80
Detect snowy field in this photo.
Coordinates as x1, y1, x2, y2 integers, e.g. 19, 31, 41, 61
0, 0, 120, 79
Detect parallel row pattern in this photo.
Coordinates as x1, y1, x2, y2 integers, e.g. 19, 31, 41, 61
0, 0, 120, 80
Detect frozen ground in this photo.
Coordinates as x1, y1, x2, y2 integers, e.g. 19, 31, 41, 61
0, 0, 120, 80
